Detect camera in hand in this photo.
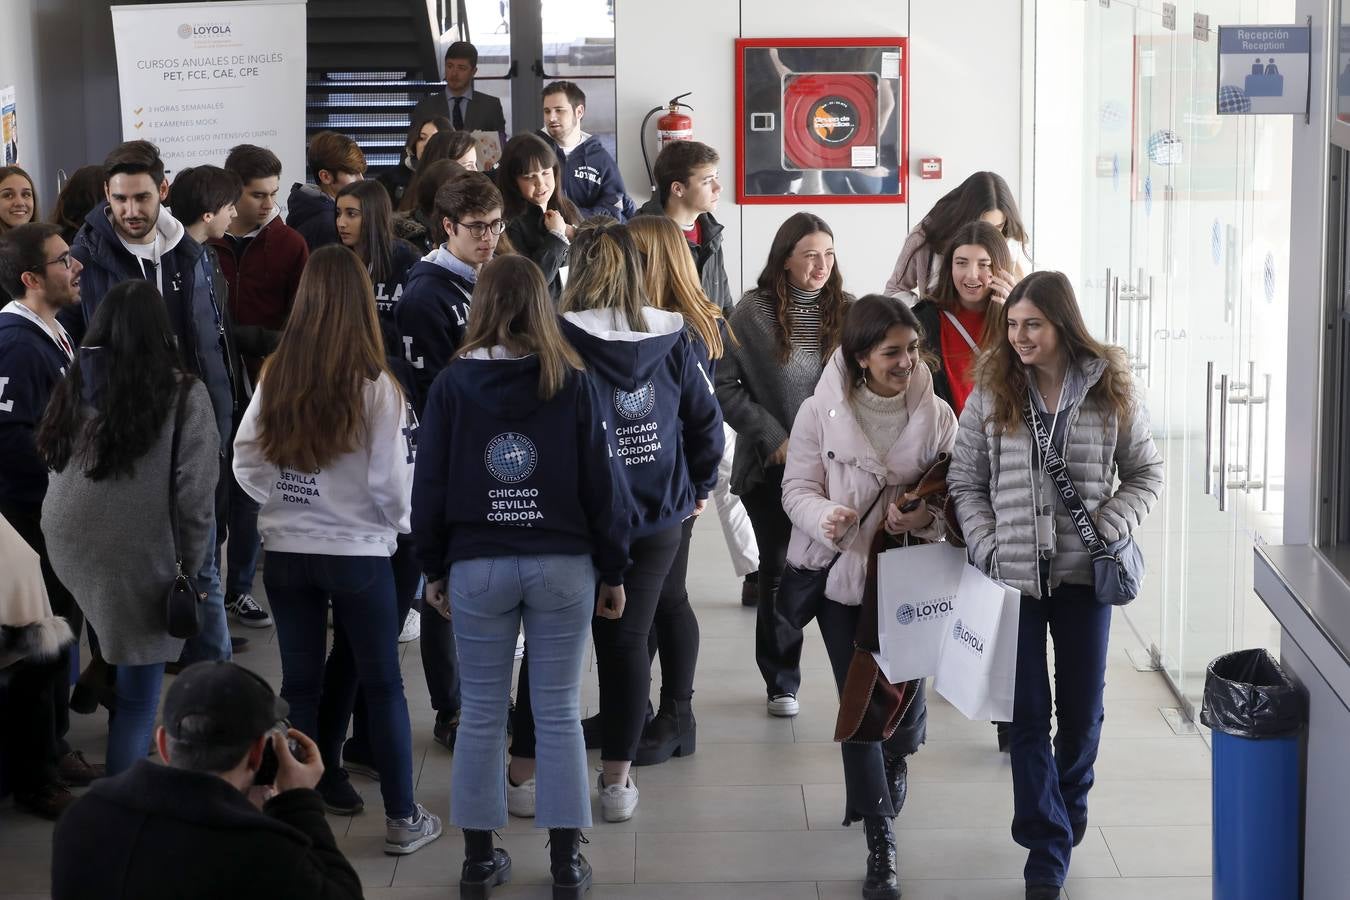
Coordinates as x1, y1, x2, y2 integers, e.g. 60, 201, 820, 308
253, 721, 303, 786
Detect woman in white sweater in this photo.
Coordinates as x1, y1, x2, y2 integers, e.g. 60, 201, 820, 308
233, 246, 441, 857
781, 295, 957, 900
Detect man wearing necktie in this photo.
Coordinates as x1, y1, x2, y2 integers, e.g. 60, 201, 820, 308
411, 41, 507, 145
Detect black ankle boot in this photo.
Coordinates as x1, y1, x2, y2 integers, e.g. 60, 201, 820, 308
548, 828, 592, 899
634, 699, 697, 766
883, 754, 907, 814
862, 816, 900, 900
460, 829, 511, 899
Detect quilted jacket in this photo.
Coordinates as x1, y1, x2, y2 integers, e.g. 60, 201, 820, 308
947, 356, 1163, 597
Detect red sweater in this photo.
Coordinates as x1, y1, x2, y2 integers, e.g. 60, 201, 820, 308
209, 214, 308, 334
938, 305, 987, 416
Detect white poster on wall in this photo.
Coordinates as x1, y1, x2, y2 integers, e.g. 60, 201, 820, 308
1, 85, 17, 165
110, 0, 306, 187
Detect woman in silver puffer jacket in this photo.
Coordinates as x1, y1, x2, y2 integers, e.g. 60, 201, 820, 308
948, 271, 1162, 900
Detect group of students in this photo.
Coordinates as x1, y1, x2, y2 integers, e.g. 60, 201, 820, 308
0, 51, 1163, 900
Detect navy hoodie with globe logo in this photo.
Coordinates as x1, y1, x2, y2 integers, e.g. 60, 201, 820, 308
560, 307, 724, 538
411, 347, 631, 586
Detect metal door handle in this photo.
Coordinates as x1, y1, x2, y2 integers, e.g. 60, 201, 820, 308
1217, 373, 1230, 511
1205, 361, 1215, 496
1103, 268, 1112, 338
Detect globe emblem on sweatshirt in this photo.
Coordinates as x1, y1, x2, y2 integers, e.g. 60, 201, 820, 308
485, 432, 537, 484
896, 603, 916, 626
614, 382, 656, 420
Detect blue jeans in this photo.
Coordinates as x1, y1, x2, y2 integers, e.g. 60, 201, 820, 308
179, 518, 232, 665
225, 477, 261, 596
106, 663, 165, 775
1010, 582, 1112, 887
451, 554, 594, 830
265, 551, 414, 819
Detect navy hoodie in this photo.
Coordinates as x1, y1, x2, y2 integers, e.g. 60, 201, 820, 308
0, 305, 72, 507
374, 239, 422, 331
286, 183, 339, 251
393, 247, 476, 414
561, 307, 724, 538
411, 348, 629, 585
538, 130, 637, 222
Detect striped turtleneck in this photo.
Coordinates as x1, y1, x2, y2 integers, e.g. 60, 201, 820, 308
757, 284, 824, 355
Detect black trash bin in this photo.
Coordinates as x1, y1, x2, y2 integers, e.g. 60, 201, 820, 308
1200, 648, 1304, 900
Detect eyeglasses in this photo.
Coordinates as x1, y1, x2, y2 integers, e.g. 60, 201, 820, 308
27, 252, 73, 273
453, 219, 507, 238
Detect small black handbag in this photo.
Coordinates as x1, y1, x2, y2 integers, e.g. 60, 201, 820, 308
165, 383, 204, 639
776, 490, 885, 631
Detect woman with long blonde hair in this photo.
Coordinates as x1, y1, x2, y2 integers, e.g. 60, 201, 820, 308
948, 272, 1162, 899
232, 245, 442, 856
626, 215, 758, 765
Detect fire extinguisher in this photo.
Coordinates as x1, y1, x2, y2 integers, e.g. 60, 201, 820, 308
641, 92, 693, 194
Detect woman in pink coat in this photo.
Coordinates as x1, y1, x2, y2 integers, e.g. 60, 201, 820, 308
781, 295, 957, 900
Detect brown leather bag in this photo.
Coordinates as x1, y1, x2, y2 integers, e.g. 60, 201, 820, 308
834, 453, 954, 743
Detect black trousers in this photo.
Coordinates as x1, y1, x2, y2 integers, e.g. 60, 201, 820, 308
0, 654, 67, 794
316, 535, 460, 770
646, 515, 700, 705
0, 499, 81, 759
818, 598, 927, 825
511, 523, 684, 761
738, 466, 802, 698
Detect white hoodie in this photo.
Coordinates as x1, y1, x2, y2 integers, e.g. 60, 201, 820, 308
232, 372, 413, 555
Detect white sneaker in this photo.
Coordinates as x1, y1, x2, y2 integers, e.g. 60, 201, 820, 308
597, 772, 639, 822
767, 694, 800, 718
506, 775, 536, 817
397, 609, 420, 643
514, 631, 525, 660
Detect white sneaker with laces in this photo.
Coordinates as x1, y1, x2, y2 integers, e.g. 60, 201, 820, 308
506, 775, 536, 817
767, 694, 800, 718
597, 772, 638, 822
397, 609, 420, 643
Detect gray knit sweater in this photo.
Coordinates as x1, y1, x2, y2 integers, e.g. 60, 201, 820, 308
715, 289, 844, 495
42, 380, 219, 665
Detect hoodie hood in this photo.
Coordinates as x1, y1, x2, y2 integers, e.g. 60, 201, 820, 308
285, 182, 332, 231
1028, 355, 1110, 414
561, 307, 684, 390
81, 201, 193, 264
453, 351, 552, 420
425, 244, 479, 282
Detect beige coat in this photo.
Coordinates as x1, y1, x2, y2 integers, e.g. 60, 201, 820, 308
0, 512, 73, 669
782, 350, 957, 606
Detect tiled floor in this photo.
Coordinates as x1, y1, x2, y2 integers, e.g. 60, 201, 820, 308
0, 517, 1214, 898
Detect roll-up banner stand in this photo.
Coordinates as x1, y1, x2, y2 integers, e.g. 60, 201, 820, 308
110, 0, 307, 198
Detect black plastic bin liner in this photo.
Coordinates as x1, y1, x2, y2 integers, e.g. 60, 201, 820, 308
1200, 649, 1305, 739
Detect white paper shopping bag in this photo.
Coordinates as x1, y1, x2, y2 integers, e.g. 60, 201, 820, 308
873, 542, 967, 683
933, 566, 1020, 722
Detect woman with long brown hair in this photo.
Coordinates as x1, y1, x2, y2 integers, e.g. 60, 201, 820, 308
232, 245, 442, 857
412, 254, 628, 899
948, 271, 1162, 899
913, 220, 1015, 416
498, 132, 580, 300
380, 115, 452, 206
714, 211, 852, 719
0, 165, 37, 235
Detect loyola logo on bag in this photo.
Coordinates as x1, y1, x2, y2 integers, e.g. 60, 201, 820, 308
896, 596, 956, 626
951, 619, 986, 657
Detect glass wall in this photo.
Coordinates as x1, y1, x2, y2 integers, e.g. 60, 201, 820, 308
1032, 0, 1292, 719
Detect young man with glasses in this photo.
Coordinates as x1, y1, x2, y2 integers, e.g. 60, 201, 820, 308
0, 222, 104, 819
395, 172, 505, 414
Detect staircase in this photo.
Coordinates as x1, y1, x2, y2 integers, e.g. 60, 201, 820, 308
305, 0, 444, 175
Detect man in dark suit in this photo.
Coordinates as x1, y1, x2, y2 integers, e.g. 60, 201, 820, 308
411, 41, 507, 135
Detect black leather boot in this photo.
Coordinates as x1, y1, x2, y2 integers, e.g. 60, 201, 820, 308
634, 699, 697, 766
548, 828, 592, 899
1025, 885, 1062, 900
862, 816, 900, 899
883, 754, 908, 814
460, 829, 511, 898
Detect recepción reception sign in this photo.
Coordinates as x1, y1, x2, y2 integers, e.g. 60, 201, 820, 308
110, 0, 306, 185
1217, 25, 1311, 116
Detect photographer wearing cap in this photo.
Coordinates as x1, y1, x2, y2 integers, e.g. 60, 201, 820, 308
51, 662, 362, 900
